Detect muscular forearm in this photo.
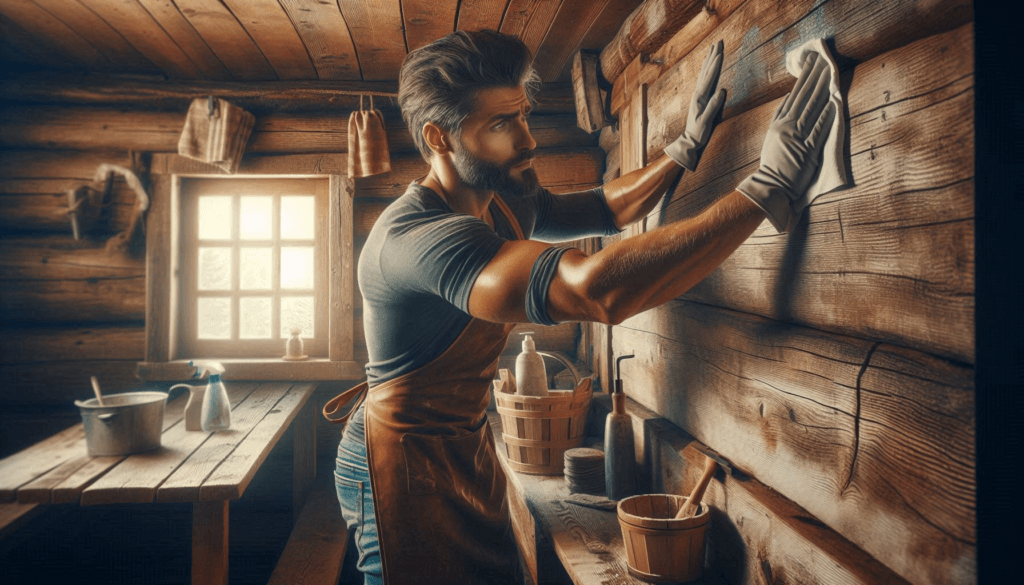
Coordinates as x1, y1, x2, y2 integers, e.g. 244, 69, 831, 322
550, 190, 765, 324
602, 155, 684, 230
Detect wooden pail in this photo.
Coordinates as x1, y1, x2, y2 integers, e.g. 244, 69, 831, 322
617, 494, 710, 583
495, 377, 592, 475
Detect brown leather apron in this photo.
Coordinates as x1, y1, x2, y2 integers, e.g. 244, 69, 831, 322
325, 194, 525, 584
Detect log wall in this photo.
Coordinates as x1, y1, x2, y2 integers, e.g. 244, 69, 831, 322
0, 83, 599, 455
595, 1, 975, 584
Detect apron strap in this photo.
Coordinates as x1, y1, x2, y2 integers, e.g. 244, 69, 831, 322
323, 381, 369, 424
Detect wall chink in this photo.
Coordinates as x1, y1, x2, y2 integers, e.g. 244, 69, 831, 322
596, 1, 974, 584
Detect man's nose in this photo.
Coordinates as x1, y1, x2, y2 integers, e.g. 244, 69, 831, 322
515, 118, 537, 152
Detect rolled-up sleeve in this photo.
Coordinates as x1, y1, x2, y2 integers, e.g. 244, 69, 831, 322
532, 187, 622, 243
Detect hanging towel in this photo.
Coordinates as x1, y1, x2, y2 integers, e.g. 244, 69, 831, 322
178, 97, 255, 174
348, 95, 392, 179
785, 39, 850, 208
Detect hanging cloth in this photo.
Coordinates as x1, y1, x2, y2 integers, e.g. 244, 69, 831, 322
177, 96, 255, 174
348, 95, 392, 179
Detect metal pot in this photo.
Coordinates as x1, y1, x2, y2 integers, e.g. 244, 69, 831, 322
74, 391, 168, 456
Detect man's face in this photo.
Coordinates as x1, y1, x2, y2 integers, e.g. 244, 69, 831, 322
450, 85, 539, 198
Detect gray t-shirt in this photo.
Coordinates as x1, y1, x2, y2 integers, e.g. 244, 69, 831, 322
358, 182, 620, 387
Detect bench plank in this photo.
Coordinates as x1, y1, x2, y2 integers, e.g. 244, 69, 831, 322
268, 473, 347, 585
0, 501, 43, 539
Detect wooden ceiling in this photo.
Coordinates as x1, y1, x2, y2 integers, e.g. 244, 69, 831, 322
0, 1, 643, 83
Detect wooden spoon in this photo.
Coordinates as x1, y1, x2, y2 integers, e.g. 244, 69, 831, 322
675, 457, 718, 519
90, 376, 105, 406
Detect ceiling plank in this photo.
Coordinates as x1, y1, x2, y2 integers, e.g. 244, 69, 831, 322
135, 0, 231, 80
456, 0, 510, 32
220, 0, 317, 80
173, 0, 277, 80
74, 0, 203, 78
0, 0, 107, 69
403, 0, 457, 51
337, 0, 407, 81
500, 0, 563, 58
533, 0, 612, 82
570, 0, 644, 79
32, 0, 155, 73
0, 13, 85, 70
278, 0, 361, 80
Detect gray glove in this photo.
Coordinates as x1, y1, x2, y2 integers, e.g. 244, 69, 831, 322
737, 52, 837, 233
664, 40, 726, 171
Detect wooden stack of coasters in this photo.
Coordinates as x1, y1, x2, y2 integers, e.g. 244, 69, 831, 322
564, 447, 605, 495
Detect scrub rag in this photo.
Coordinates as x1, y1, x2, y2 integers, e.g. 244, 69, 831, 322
785, 39, 850, 208
348, 95, 392, 179
177, 97, 255, 174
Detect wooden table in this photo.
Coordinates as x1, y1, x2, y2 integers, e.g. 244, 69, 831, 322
0, 381, 318, 585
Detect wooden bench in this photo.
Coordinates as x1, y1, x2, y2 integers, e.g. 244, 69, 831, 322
269, 472, 348, 585
0, 502, 44, 540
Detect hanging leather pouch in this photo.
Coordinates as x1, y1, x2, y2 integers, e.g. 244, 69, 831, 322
347, 95, 392, 179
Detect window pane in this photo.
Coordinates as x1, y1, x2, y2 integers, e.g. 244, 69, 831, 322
280, 247, 314, 289
240, 196, 273, 240
281, 296, 314, 338
239, 297, 272, 339
198, 196, 232, 240
197, 298, 231, 339
281, 196, 315, 240
240, 248, 272, 290
198, 247, 231, 290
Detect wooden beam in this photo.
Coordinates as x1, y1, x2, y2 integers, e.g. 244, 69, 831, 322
278, 0, 361, 80
534, 0, 612, 82
337, 0, 407, 81
645, 24, 975, 363
172, 0, 277, 80
456, 0, 510, 32
612, 301, 974, 585
403, 0, 458, 51
571, 50, 609, 133
598, 0, 705, 86
220, 0, 317, 80
32, 0, 156, 73
0, 0, 107, 69
133, 0, 232, 80
500, 0, 563, 59
643, 0, 973, 155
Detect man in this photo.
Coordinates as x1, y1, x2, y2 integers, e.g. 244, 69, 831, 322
329, 30, 834, 585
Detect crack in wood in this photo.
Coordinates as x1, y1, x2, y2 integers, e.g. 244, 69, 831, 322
880, 476, 975, 546
842, 341, 881, 494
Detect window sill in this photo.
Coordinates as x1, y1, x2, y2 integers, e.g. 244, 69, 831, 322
136, 359, 365, 382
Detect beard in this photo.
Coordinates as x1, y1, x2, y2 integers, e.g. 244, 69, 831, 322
451, 144, 541, 199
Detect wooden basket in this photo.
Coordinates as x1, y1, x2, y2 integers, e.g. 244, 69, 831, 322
617, 494, 710, 583
495, 377, 592, 475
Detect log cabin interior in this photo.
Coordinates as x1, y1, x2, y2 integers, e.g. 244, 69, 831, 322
0, 1, 1010, 584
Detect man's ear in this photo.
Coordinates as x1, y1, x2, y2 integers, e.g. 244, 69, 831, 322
422, 122, 452, 155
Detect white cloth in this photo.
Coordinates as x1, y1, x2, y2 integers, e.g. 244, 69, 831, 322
785, 39, 850, 207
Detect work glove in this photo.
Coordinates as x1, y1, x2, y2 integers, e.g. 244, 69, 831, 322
664, 40, 726, 171
737, 52, 837, 233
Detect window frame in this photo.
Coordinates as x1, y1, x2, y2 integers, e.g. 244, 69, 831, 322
138, 154, 360, 382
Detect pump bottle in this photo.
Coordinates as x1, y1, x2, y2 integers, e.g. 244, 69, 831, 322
605, 354, 636, 500
191, 360, 231, 432
515, 332, 549, 397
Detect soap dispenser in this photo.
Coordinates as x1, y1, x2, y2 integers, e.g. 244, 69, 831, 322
605, 354, 636, 500
515, 332, 549, 397
191, 360, 231, 432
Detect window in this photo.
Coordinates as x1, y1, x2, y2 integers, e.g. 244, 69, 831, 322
179, 178, 327, 358
139, 155, 359, 382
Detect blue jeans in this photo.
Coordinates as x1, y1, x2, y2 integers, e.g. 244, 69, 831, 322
335, 402, 382, 585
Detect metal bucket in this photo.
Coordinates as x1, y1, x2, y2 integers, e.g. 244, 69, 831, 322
74, 391, 168, 456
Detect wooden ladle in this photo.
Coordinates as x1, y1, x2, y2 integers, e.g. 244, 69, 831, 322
90, 376, 105, 407
675, 456, 718, 519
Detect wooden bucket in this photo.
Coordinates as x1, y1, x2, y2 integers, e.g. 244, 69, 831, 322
495, 377, 592, 475
617, 494, 710, 583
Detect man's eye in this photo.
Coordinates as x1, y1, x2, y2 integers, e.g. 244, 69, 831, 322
493, 121, 507, 130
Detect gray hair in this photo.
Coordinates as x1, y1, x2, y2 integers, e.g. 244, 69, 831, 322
398, 30, 541, 161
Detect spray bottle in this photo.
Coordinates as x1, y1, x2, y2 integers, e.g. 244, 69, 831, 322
191, 360, 230, 432
515, 332, 549, 397
605, 354, 636, 500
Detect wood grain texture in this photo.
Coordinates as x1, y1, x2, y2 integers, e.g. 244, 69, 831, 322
278, 0, 361, 80
220, 0, 317, 80
609, 0, 747, 115
499, 0, 562, 58
0, 324, 144, 365
329, 175, 355, 361
456, 0, 511, 32
0, 0, 107, 68
173, 0, 277, 80
267, 474, 347, 585
192, 500, 229, 585
591, 395, 913, 585
612, 301, 974, 585
134, 0, 232, 79
533, 0, 611, 82
0, 501, 42, 538
598, 0, 705, 85
403, 0, 457, 51
33, 0, 155, 72
641, 25, 975, 363
74, 0, 202, 78
337, 0, 406, 81
644, 0, 973, 156
0, 423, 86, 502
0, 12, 76, 69
0, 361, 144, 407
